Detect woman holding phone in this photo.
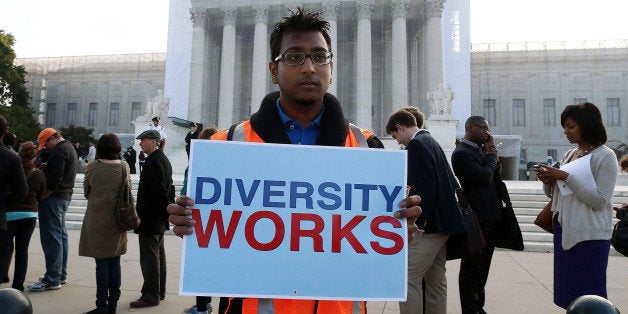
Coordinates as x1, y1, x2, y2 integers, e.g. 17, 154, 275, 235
535, 102, 617, 309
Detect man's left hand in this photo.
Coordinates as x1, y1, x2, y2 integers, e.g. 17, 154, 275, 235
395, 195, 422, 242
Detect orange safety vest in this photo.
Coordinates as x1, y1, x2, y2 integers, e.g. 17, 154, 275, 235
212, 120, 372, 314
212, 120, 373, 148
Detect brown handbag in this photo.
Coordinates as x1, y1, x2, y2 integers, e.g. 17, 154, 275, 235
534, 201, 554, 233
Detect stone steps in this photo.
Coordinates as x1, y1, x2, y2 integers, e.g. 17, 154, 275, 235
59, 176, 627, 254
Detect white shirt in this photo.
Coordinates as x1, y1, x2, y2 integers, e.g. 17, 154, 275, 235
87, 145, 96, 161
147, 124, 167, 139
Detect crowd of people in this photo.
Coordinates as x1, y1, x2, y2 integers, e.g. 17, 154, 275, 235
0, 6, 626, 314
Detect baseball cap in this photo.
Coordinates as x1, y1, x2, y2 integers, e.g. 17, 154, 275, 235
37, 128, 57, 150
136, 130, 161, 141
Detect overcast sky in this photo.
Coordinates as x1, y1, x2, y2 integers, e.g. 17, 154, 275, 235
1, 0, 627, 58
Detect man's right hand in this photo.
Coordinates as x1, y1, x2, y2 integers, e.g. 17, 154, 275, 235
167, 196, 196, 238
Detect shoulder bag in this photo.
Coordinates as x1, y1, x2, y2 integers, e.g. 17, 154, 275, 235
446, 186, 487, 260
115, 162, 140, 230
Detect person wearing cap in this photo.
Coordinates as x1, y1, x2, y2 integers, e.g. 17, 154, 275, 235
130, 129, 174, 308
184, 122, 200, 159
147, 117, 167, 150
0, 115, 28, 249
29, 127, 77, 292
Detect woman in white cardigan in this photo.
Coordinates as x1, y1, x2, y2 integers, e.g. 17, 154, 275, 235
535, 102, 618, 309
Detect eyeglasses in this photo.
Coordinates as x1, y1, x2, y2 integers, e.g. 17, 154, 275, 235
274, 51, 333, 66
472, 124, 491, 132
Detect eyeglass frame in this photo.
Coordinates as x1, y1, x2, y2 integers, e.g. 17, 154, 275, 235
472, 124, 491, 132
273, 50, 334, 66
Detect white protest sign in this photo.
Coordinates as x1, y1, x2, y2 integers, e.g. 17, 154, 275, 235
179, 140, 408, 301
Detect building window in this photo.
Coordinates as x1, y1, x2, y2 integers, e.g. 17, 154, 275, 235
109, 102, 119, 126
512, 99, 525, 126
543, 98, 556, 126
574, 98, 587, 104
482, 99, 496, 127
131, 102, 141, 122
606, 98, 620, 126
67, 103, 77, 126
88, 103, 98, 126
519, 148, 527, 165
46, 103, 56, 126
547, 149, 558, 164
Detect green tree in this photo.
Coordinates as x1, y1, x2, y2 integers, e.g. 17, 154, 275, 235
0, 29, 40, 141
59, 124, 96, 157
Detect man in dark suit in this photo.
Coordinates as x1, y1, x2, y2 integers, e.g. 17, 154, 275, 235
131, 130, 174, 308
386, 108, 466, 314
451, 116, 502, 314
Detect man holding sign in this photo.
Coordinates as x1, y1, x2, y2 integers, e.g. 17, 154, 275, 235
168, 7, 422, 314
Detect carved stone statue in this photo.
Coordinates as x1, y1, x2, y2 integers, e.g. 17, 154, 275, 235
427, 83, 454, 115
145, 88, 170, 119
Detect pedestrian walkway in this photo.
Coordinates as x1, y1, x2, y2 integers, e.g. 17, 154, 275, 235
3, 228, 626, 313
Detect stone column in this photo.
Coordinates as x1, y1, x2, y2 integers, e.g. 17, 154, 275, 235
218, 6, 238, 129
187, 8, 208, 122
322, 2, 339, 96
424, 0, 445, 95
391, 0, 408, 113
355, 0, 374, 129
250, 6, 269, 113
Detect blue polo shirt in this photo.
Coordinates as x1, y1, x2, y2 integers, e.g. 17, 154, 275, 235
276, 100, 324, 145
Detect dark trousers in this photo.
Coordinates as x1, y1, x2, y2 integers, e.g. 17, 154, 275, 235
138, 233, 166, 302
0, 218, 36, 291
95, 256, 121, 312
196, 296, 212, 312
459, 222, 497, 314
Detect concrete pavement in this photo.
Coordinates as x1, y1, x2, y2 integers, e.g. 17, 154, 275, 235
2, 228, 626, 313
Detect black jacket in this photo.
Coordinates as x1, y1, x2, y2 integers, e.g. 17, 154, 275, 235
451, 141, 502, 224
617, 207, 628, 223
247, 92, 384, 148
185, 129, 200, 153
407, 130, 466, 235
0, 145, 28, 230
43, 140, 77, 201
135, 148, 174, 235
123, 149, 136, 164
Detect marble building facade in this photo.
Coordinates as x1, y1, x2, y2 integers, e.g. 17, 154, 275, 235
17, 43, 627, 168
17, 54, 167, 137
179, 0, 449, 135
472, 41, 627, 166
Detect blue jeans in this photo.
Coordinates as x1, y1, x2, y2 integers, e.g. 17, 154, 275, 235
95, 256, 121, 312
38, 197, 69, 286
0, 217, 36, 291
